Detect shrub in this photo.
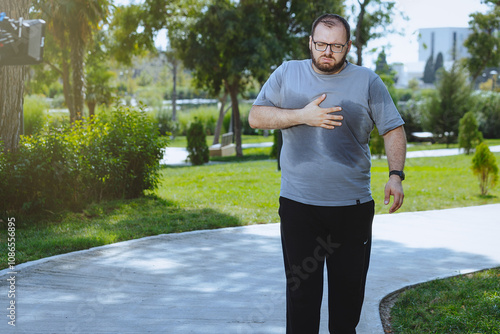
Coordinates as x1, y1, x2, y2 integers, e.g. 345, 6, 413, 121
186, 118, 209, 166
0, 104, 168, 214
23, 95, 48, 136
471, 142, 499, 196
458, 111, 483, 155
398, 99, 424, 142
156, 108, 178, 137
370, 126, 385, 159
177, 106, 218, 135
474, 92, 500, 139
422, 63, 472, 146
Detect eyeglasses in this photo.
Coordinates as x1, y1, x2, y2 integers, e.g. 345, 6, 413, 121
312, 39, 349, 53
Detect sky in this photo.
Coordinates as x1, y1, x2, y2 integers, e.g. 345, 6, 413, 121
353, 0, 491, 68
115, 0, 492, 68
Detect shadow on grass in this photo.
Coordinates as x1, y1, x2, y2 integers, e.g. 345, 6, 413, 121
210, 153, 273, 163
0, 195, 245, 269
478, 194, 498, 199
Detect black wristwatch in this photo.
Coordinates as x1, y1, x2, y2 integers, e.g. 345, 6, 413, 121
389, 170, 405, 181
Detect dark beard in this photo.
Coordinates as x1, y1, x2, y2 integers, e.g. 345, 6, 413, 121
311, 50, 347, 74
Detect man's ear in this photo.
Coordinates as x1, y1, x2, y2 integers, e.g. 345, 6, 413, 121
346, 40, 352, 53
309, 36, 312, 51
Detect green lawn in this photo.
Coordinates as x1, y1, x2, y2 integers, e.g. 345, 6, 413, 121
390, 268, 500, 333
2, 149, 499, 269
1, 144, 499, 331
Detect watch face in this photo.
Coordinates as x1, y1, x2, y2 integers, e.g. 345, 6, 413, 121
390, 171, 405, 180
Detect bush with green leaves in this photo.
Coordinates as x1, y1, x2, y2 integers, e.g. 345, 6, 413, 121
458, 111, 483, 155
23, 95, 48, 136
156, 108, 178, 137
471, 142, 498, 196
0, 104, 168, 214
370, 126, 385, 159
186, 118, 209, 166
473, 92, 500, 139
177, 106, 218, 135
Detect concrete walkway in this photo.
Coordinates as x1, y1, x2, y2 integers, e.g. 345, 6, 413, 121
160, 144, 500, 166
1, 204, 499, 334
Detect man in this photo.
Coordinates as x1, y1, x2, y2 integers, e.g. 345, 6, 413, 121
248, 14, 406, 334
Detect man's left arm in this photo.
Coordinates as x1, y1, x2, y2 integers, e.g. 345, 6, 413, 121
382, 126, 407, 213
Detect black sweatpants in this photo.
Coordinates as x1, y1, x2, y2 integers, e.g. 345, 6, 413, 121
279, 197, 375, 334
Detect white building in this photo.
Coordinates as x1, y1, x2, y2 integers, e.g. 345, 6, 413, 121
394, 27, 472, 88
418, 27, 471, 63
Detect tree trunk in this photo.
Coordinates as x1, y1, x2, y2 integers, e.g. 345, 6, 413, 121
212, 89, 229, 146
171, 57, 178, 122
69, 29, 85, 122
0, 0, 30, 152
227, 80, 243, 157
87, 101, 96, 118
60, 39, 74, 119
354, 0, 369, 66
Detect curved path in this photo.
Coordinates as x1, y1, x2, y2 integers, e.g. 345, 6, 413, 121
1, 204, 499, 333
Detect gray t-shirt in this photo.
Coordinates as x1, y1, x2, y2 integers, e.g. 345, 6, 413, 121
253, 60, 404, 206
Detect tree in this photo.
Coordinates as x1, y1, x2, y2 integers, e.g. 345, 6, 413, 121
471, 142, 498, 196
0, 0, 31, 152
186, 118, 209, 165
423, 62, 472, 146
351, 0, 405, 66
463, 3, 500, 83
34, 0, 111, 122
85, 31, 115, 117
434, 52, 444, 74
174, 0, 343, 156
423, 54, 435, 84
458, 111, 483, 155
375, 49, 397, 86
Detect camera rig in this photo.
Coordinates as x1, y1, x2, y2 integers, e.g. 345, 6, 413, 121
0, 12, 45, 66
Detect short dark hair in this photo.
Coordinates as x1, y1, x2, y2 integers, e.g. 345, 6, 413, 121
311, 14, 351, 42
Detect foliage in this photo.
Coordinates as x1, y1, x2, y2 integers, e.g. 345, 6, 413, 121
375, 50, 398, 88
0, 104, 168, 214
186, 118, 209, 166
23, 95, 49, 136
32, 0, 112, 123
423, 54, 435, 84
172, 0, 344, 156
422, 63, 472, 146
464, 3, 500, 82
434, 52, 444, 74
351, 0, 405, 66
473, 92, 500, 138
369, 126, 385, 158
2, 152, 500, 268
471, 142, 499, 196
423, 52, 445, 84
398, 99, 424, 141
85, 30, 116, 117
458, 111, 483, 155
157, 108, 178, 137
178, 106, 219, 136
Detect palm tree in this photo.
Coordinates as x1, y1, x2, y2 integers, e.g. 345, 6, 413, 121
0, 0, 31, 152
36, 0, 110, 122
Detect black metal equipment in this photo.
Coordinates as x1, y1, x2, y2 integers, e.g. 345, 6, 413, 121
0, 12, 45, 66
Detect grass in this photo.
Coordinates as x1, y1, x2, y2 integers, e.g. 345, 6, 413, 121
407, 138, 500, 152
169, 134, 273, 147
1, 148, 499, 270
390, 268, 500, 333
1, 196, 245, 267
1, 142, 499, 331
